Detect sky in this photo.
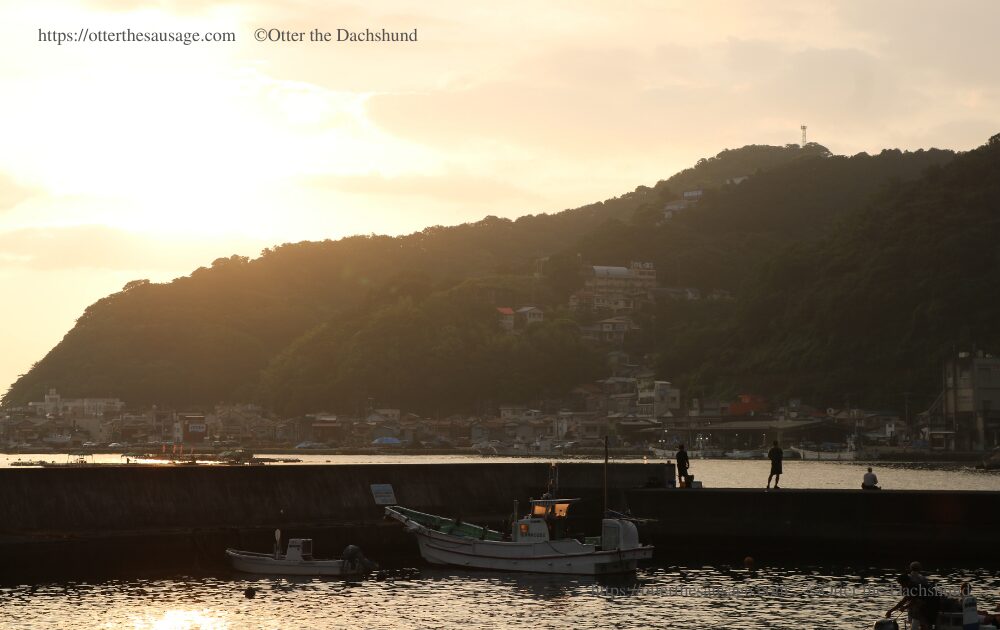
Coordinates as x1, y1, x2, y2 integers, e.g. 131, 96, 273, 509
1, 0, 999, 395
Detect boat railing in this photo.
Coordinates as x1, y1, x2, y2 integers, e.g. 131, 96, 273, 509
387, 506, 504, 541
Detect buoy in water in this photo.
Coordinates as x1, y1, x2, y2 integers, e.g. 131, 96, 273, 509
244, 587, 257, 599
743, 556, 755, 570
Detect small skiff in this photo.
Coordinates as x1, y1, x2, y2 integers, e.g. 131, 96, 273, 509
226, 534, 376, 576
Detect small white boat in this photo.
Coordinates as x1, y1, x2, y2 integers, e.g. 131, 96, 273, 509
226, 532, 376, 576
790, 446, 856, 461
875, 612, 998, 630
386, 498, 653, 575
725, 449, 766, 459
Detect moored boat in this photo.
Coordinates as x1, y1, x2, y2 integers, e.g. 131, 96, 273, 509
226, 532, 376, 576
385, 498, 653, 575
790, 446, 857, 461
724, 449, 766, 459
976, 447, 1000, 470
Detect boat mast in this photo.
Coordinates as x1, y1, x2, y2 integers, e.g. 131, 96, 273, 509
603, 435, 609, 515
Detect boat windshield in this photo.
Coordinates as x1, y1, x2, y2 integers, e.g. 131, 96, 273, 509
530, 499, 578, 518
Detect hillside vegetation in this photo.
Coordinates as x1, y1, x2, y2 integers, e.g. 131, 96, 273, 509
5, 138, 977, 414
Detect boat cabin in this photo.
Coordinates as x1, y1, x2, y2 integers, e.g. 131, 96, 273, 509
283, 539, 314, 561
512, 498, 580, 542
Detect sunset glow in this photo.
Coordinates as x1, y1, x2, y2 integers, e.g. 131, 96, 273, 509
2, 0, 1000, 391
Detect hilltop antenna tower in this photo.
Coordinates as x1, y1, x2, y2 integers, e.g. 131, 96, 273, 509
800, 125, 808, 146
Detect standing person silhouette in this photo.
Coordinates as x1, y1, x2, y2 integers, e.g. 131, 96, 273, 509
767, 440, 783, 489
675, 444, 690, 487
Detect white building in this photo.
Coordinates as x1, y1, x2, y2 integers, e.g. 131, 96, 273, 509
27, 389, 125, 418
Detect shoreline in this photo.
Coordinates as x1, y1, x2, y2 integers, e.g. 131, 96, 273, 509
1, 446, 993, 464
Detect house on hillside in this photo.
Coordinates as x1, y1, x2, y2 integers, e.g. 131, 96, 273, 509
661, 190, 704, 220
729, 394, 769, 416
497, 307, 515, 332
638, 381, 682, 418
580, 316, 638, 346
516, 306, 544, 327
662, 199, 693, 220
570, 263, 656, 314
649, 287, 701, 302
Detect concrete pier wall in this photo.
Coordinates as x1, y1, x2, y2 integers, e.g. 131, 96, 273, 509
0, 463, 666, 580
625, 487, 1000, 564
1, 464, 997, 581
0, 463, 664, 530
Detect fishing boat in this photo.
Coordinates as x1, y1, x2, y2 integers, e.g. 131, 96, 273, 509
389, 442, 654, 575
385, 500, 652, 575
42, 434, 73, 447
790, 446, 856, 461
652, 446, 725, 460
975, 447, 1000, 470
226, 530, 376, 576
875, 611, 998, 630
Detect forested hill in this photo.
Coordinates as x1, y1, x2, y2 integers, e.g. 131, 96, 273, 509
692, 134, 1000, 407
2, 140, 962, 413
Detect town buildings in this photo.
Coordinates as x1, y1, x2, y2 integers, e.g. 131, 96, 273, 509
923, 351, 1000, 450
570, 262, 656, 314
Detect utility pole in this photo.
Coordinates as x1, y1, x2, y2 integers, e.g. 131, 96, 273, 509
903, 392, 911, 427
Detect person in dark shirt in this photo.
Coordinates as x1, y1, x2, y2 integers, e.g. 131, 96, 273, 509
887, 574, 938, 629
767, 441, 783, 489
675, 444, 690, 487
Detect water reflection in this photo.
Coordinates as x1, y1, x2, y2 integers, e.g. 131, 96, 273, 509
2, 565, 999, 629
135, 609, 228, 630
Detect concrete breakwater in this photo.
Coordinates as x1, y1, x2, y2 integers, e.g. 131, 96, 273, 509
0, 462, 664, 580
626, 487, 1000, 565
1, 463, 998, 581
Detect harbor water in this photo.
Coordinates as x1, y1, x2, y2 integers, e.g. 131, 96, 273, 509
3, 457, 1000, 628
3, 564, 1000, 629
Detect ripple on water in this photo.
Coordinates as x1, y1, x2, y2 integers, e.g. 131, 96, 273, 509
2, 565, 999, 629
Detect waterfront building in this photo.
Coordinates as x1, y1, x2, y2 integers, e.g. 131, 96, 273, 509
933, 351, 1000, 450
27, 388, 124, 418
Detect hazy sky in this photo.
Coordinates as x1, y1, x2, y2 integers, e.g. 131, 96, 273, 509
1, 0, 999, 396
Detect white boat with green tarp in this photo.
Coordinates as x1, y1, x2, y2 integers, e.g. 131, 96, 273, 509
385, 498, 653, 575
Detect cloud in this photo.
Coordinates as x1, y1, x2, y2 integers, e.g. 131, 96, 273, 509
363, 39, 921, 162
307, 172, 543, 206
0, 225, 268, 272
0, 173, 37, 213
833, 0, 1000, 85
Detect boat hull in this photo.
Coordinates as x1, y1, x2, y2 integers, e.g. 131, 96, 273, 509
389, 510, 653, 575
225, 549, 366, 576
724, 450, 765, 459
415, 535, 651, 575
790, 447, 857, 461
